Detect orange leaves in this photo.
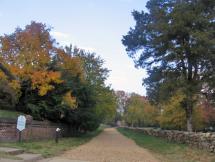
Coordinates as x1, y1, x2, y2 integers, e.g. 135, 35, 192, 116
31, 71, 63, 96
62, 91, 77, 109
8, 65, 26, 78
17, 22, 53, 67
0, 63, 63, 97
0, 22, 88, 113
0, 22, 53, 69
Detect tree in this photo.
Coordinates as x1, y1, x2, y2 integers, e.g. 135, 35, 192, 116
0, 21, 54, 70
0, 79, 20, 109
0, 21, 62, 97
0, 62, 16, 80
94, 87, 117, 123
159, 91, 205, 131
159, 91, 187, 130
115, 90, 130, 115
124, 94, 158, 127
0, 22, 79, 121
122, 0, 215, 131
0, 63, 20, 109
197, 98, 215, 128
72, 48, 116, 124
0, 21, 116, 133
53, 45, 117, 131
114, 90, 130, 125
0, 22, 65, 118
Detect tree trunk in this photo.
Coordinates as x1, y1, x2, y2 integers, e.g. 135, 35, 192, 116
0, 62, 17, 80
186, 102, 193, 132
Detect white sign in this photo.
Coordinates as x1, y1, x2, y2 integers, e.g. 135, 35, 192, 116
17, 115, 26, 131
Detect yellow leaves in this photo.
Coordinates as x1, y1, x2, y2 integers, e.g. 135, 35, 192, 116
158, 91, 205, 131
192, 105, 205, 130
158, 91, 186, 130
1, 22, 53, 70
8, 80, 21, 91
62, 91, 77, 109
143, 102, 159, 125
56, 49, 85, 81
8, 80, 21, 98
31, 71, 63, 96
38, 85, 54, 96
124, 95, 158, 126
2, 64, 63, 96
18, 22, 53, 69
47, 71, 63, 84
0, 71, 7, 79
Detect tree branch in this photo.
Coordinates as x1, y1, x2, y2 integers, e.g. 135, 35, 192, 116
0, 62, 17, 80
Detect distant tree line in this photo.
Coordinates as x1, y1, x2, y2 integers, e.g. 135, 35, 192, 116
115, 90, 215, 132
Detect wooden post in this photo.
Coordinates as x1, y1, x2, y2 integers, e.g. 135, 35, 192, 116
55, 131, 59, 143
18, 130, 22, 142
55, 128, 60, 143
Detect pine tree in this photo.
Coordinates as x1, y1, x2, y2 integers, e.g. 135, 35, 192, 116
122, 0, 215, 131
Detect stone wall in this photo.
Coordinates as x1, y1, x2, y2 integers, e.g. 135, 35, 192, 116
125, 127, 215, 153
0, 117, 71, 142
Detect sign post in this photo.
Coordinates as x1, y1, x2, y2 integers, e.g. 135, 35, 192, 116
17, 115, 26, 142
55, 128, 61, 143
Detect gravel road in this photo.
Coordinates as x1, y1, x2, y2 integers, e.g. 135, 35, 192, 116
40, 128, 159, 162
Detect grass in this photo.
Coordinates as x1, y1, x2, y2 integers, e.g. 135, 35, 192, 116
0, 152, 22, 160
0, 127, 103, 158
0, 109, 24, 119
117, 127, 215, 162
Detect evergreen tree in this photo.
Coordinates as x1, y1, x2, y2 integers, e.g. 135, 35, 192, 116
122, 0, 215, 131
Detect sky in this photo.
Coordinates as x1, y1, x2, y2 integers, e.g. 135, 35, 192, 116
0, 0, 148, 95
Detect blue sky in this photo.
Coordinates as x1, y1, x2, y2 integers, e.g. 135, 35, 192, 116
0, 0, 148, 95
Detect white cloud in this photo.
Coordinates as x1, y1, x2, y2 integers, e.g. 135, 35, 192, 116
50, 31, 96, 52
51, 31, 70, 39
79, 46, 96, 52
50, 31, 73, 46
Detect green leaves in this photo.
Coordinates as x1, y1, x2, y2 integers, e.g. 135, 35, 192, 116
122, 0, 215, 131
124, 94, 158, 127
0, 22, 117, 132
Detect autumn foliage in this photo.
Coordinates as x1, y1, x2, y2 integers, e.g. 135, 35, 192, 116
30, 71, 63, 96
0, 21, 116, 132
122, 91, 214, 131
124, 94, 158, 127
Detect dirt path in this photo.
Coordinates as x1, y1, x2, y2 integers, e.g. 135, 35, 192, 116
41, 128, 159, 162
